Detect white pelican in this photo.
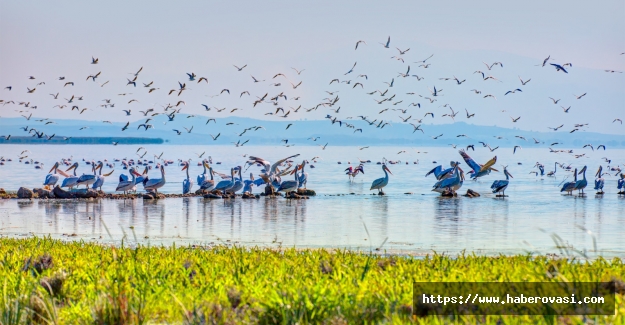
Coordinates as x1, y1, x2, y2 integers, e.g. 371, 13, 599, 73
77, 161, 99, 188
560, 168, 578, 195
230, 166, 244, 193
594, 166, 605, 194
143, 165, 166, 194
92, 162, 114, 191
370, 164, 392, 194
61, 162, 80, 189
432, 163, 464, 194
214, 168, 235, 193
278, 165, 300, 194
197, 159, 209, 186
199, 162, 216, 192
181, 161, 194, 194
574, 166, 588, 196
491, 166, 513, 197
44, 162, 70, 188
116, 168, 141, 194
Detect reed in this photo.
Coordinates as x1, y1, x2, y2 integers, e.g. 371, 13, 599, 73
0, 237, 622, 324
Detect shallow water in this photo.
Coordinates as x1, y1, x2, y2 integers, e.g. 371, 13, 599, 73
0, 145, 624, 256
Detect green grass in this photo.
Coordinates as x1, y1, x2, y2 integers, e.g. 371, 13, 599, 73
0, 237, 622, 324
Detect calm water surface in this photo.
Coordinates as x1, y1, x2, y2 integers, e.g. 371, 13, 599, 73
0, 145, 623, 256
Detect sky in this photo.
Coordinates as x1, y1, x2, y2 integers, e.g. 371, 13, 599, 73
1, 0, 624, 137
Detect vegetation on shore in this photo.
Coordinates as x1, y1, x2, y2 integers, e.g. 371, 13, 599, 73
0, 237, 622, 324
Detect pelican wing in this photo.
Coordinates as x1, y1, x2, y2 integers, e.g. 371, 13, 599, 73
479, 156, 497, 173
270, 154, 301, 175
458, 150, 481, 173
425, 165, 442, 178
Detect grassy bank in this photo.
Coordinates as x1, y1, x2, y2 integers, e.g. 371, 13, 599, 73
0, 237, 622, 324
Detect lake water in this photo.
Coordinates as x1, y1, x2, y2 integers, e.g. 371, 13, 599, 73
0, 145, 623, 256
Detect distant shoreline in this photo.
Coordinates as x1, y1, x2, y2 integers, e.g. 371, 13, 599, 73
0, 136, 164, 144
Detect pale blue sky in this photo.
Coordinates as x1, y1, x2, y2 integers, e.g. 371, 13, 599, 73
1, 0, 624, 135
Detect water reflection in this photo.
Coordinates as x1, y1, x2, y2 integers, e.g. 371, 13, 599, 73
0, 194, 623, 257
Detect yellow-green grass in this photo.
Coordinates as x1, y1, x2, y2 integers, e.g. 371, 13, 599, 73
0, 237, 622, 324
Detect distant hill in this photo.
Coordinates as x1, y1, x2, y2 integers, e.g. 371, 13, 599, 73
0, 136, 163, 145
1, 116, 623, 148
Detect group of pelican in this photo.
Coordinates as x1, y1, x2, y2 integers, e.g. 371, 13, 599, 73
43, 161, 114, 191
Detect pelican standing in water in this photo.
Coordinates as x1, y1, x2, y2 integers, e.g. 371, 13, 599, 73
199, 162, 216, 192
61, 162, 80, 189
560, 168, 578, 195
574, 166, 588, 196
370, 164, 392, 194
278, 165, 300, 195
197, 159, 209, 187
181, 161, 194, 194
594, 166, 605, 195
617, 173, 625, 195
230, 166, 244, 194
214, 168, 235, 194
44, 162, 69, 188
143, 164, 166, 194
297, 160, 308, 188
77, 161, 99, 188
491, 166, 513, 197
92, 162, 114, 191
116, 168, 140, 195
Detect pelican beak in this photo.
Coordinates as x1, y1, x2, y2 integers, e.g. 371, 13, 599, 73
182, 164, 188, 171
65, 164, 76, 172
48, 162, 58, 173
385, 166, 393, 175
508, 172, 513, 178
143, 166, 148, 175
104, 170, 115, 177
132, 170, 142, 177
96, 164, 103, 170
203, 162, 209, 169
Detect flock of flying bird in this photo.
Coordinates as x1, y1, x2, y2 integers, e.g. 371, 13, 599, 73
1, 37, 624, 198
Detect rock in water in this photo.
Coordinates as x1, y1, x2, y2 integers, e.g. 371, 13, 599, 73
74, 189, 98, 198
297, 188, 316, 196
53, 186, 72, 199
203, 193, 221, 199
17, 187, 34, 199
264, 186, 276, 196
463, 189, 480, 198
34, 188, 53, 199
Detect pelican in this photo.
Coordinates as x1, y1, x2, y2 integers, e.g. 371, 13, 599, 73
197, 160, 209, 186
547, 162, 557, 177
459, 150, 497, 179
143, 165, 166, 194
491, 166, 513, 197
618, 173, 625, 195
92, 162, 114, 191
181, 161, 194, 194
43, 162, 69, 188
116, 168, 141, 194
574, 166, 588, 196
297, 160, 308, 188
246, 154, 300, 190
243, 173, 255, 194
230, 166, 244, 193
594, 166, 605, 195
370, 164, 392, 194
199, 163, 216, 192
560, 168, 578, 195
61, 162, 80, 189
77, 161, 99, 188
278, 165, 300, 194
214, 168, 235, 193
432, 163, 464, 194
425, 161, 457, 180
